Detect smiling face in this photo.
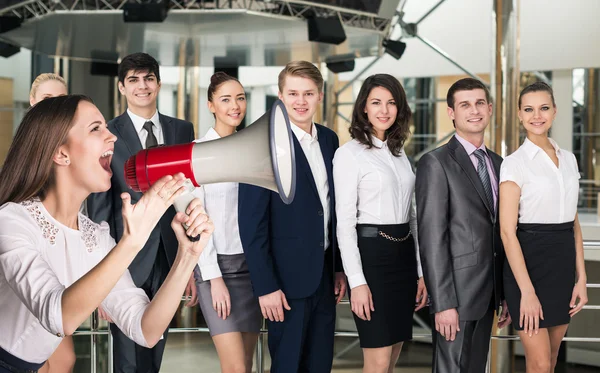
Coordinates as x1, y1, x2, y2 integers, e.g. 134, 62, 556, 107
518, 91, 556, 137
447, 88, 492, 137
57, 100, 116, 193
208, 80, 247, 130
364, 86, 397, 140
118, 69, 161, 115
30, 80, 68, 106
278, 74, 323, 128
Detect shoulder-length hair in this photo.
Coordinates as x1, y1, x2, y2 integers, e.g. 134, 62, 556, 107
0, 94, 93, 205
349, 74, 411, 156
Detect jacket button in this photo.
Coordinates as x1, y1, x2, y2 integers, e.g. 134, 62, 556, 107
318, 210, 324, 216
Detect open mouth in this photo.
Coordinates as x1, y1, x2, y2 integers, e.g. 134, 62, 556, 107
467, 118, 483, 123
294, 108, 308, 115
100, 150, 113, 174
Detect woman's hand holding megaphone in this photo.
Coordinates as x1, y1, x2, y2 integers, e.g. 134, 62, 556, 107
120, 173, 187, 249
171, 200, 214, 258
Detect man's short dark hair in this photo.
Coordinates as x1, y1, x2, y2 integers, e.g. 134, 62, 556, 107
118, 53, 161, 84
446, 78, 491, 109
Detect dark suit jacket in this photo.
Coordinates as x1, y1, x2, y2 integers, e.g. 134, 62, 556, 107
87, 112, 195, 286
238, 124, 342, 300
415, 136, 504, 321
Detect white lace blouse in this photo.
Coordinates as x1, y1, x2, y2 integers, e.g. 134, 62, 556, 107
0, 199, 150, 363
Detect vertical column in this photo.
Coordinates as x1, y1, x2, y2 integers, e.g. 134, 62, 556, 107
551, 70, 574, 151
491, 0, 520, 157
490, 1, 519, 373
250, 86, 267, 123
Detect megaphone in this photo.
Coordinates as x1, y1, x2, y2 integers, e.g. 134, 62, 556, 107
124, 99, 297, 239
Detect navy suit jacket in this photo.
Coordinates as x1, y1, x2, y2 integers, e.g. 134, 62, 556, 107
87, 112, 195, 286
238, 124, 342, 300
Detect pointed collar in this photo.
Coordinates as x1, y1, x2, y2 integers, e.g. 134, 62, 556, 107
522, 137, 561, 160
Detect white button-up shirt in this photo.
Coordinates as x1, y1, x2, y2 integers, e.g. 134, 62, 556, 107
0, 200, 150, 363
333, 137, 423, 289
127, 109, 164, 147
193, 128, 244, 281
290, 122, 331, 251
500, 137, 580, 223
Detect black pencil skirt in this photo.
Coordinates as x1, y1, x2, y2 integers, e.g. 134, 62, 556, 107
352, 223, 418, 348
503, 221, 576, 331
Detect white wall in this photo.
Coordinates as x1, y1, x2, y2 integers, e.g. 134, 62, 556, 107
0, 49, 32, 102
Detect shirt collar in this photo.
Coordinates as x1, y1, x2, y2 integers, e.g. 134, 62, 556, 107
522, 137, 561, 160
127, 108, 160, 134
454, 133, 488, 156
204, 127, 221, 141
291, 121, 318, 142
370, 135, 387, 149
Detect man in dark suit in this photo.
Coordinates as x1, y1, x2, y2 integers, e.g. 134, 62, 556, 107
87, 52, 196, 373
238, 61, 346, 373
415, 78, 511, 373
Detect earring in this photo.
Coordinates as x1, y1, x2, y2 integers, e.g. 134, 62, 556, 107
65, 160, 70, 165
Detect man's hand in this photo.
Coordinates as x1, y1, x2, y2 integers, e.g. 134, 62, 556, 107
183, 273, 198, 307
497, 300, 512, 329
334, 272, 347, 304
258, 290, 291, 322
435, 308, 460, 341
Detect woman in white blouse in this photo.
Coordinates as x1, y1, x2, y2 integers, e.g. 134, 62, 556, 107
500, 82, 587, 372
333, 74, 427, 372
192, 72, 261, 373
0, 95, 213, 373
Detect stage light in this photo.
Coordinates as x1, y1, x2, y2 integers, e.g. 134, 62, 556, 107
383, 39, 407, 60
123, 1, 168, 23
325, 53, 356, 74
307, 16, 346, 45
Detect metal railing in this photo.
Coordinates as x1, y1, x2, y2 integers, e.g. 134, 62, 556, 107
75, 240, 600, 373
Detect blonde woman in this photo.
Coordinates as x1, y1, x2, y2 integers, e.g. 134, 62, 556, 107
29, 73, 67, 106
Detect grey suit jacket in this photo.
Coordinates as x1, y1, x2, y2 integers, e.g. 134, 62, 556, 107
87, 112, 195, 286
415, 135, 504, 321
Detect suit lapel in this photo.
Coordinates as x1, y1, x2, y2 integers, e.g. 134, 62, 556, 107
114, 113, 143, 157
292, 134, 320, 198
159, 114, 174, 145
448, 136, 494, 216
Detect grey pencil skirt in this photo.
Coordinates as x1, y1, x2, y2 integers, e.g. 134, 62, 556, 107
194, 253, 262, 337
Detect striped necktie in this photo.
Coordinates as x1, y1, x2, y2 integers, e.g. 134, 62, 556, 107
474, 149, 494, 210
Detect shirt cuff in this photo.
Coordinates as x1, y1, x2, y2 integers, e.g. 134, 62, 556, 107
417, 263, 423, 278
199, 264, 222, 281
131, 310, 150, 348
49, 288, 65, 337
348, 272, 367, 290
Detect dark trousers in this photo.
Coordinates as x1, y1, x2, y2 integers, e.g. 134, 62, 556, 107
431, 295, 495, 373
267, 260, 336, 373
111, 244, 170, 373
0, 347, 44, 373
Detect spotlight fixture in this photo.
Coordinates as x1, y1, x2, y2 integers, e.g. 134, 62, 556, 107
123, 1, 168, 23
307, 16, 346, 45
383, 39, 407, 60
325, 53, 356, 74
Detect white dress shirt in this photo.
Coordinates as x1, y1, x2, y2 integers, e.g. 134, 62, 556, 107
500, 137, 580, 224
291, 122, 330, 250
0, 200, 150, 363
193, 128, 244, 281
333, 137, 423, 290
127, 109, 164, 147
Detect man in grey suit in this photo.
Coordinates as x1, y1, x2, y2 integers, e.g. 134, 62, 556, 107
415, 78, 511, 373
87, 52, 196, 373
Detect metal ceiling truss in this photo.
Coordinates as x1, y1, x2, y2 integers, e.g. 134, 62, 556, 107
0, 0, 391, 34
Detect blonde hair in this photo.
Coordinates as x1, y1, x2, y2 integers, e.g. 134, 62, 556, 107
30, 73, 67, 98
278, 60, 324, 93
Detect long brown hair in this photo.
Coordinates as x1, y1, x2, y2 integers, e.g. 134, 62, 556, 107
0, 95, 93, 205
350, 74, 411, 156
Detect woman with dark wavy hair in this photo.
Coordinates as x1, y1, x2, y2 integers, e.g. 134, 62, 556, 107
333, 74, 427, 372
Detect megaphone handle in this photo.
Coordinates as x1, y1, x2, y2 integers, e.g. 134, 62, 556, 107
172, 181, 201, 242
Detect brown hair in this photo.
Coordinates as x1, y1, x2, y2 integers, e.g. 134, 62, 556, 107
207, 71, 242, 102
278, 60, 324, 93
446, 78, 491, 109
0, 95, 93, 205
30, 73, 67, 99
350, 74, 412, 156
518, 81, 556, 109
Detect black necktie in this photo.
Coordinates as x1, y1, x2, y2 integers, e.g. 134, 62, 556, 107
143, 121, 158, 149
474, 149, 494, 211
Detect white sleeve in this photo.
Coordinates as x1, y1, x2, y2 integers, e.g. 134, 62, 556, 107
409, 195, 423, 278
499, 156, 524, 188
333, 146, 366, 290
0, 207, 65, 337
99, 233, 150, 348
193, 186, 221, 281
